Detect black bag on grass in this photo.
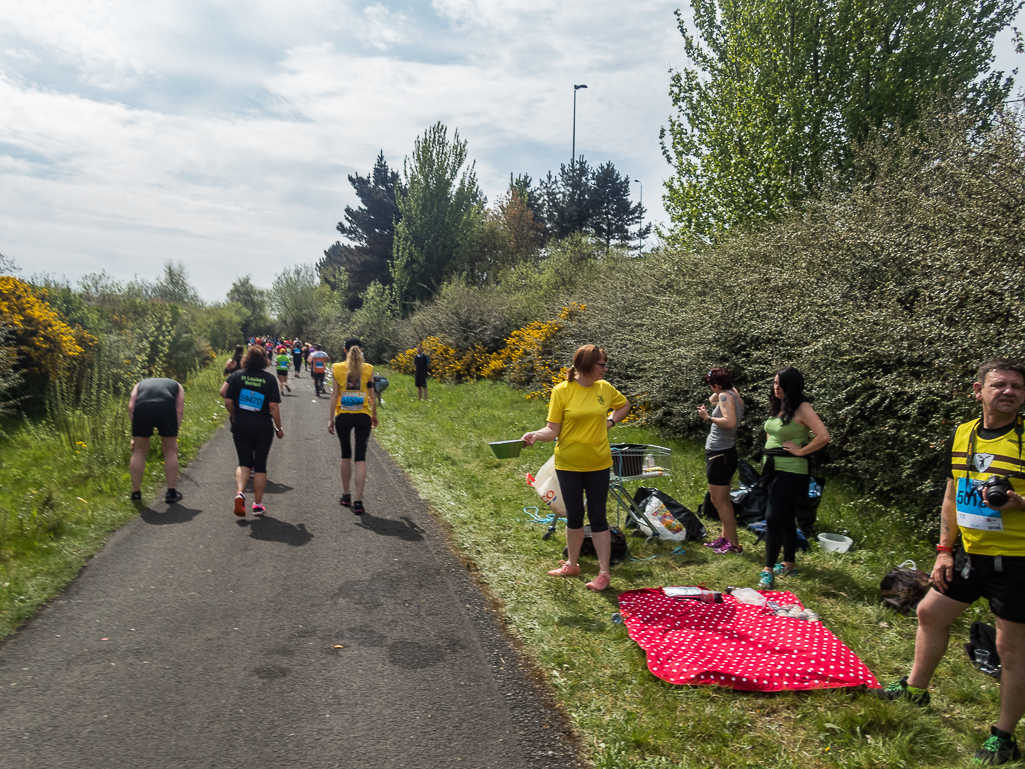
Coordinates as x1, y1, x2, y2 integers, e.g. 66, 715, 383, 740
631, 487, 706, 540
964, 621, 1001, 678
565, 525, 628, 565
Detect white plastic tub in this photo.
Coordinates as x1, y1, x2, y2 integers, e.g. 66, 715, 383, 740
818, 532, 853, 553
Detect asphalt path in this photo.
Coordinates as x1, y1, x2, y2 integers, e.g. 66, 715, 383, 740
0, 370, 583, 769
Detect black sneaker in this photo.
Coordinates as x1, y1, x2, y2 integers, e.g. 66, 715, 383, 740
873, 676, 930, 706
974, 726, 1022, 765
352, 500, 365, 515
340, 494, 351, 508
130, 491, 142, 502
165, 489, 183, 504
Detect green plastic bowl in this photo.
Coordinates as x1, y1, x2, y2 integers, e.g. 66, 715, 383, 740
489, 439, 524, 459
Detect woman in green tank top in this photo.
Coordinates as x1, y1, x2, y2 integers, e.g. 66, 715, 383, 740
758, 367, 830, 589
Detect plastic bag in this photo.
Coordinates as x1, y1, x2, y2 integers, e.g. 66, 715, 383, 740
880, 559, 931, 615
526, 455, 566, 517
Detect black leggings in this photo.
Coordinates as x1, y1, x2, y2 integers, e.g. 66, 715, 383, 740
293, 355, 302, 373
335, 413, 372, 462
764, 471, 808, 568
555, 468, 610, 533
232, 422, 274, 474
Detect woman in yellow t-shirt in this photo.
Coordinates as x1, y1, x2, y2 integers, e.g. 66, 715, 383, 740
522, 345, 630, 591
328, 338, 378, 515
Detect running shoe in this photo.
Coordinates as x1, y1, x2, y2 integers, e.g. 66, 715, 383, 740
586, 572, 611, 591
352, 500, 365, 515
165, 489, 183, 504
130, 491, 142, 502
974, 726, 1022, 765
703, 536, 728, 549
340, 494, 351, 508
233, 492, 246, 517
249, 467, 255, 479
547, 561, 580, 577
757, 570, 775, 589
872, 676, 931, 705
285, 384, 291, 393
252, 503, 266, 516
713, 541, 743, 555
773, 563, 799, 577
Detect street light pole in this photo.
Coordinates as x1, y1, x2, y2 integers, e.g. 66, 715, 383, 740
633, 179, 643, 252
572, 84, 587, 167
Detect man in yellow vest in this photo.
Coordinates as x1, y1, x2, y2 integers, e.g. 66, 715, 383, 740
877, 358, 1025, 765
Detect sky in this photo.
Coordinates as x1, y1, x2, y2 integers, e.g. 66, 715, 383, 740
1, 1, 1022, 302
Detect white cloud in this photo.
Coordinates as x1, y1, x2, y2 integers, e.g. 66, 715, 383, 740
361, 4, 409, 50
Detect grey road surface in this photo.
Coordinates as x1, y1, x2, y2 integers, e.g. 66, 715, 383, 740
0, 372, 583, 769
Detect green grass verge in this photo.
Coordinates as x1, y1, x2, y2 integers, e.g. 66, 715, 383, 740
374, 372, 1003, 769
0, 363, 227, 638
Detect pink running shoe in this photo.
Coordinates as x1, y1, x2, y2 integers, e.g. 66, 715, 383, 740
252, 503, 266, 516
713, 541, 743, 555
233, 492, 246, 517
586, 572, 611, 591
547, 561, 580, 577
703, 536, 728, 549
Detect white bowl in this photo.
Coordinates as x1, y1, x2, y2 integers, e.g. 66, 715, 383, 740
818, 532, 853, 553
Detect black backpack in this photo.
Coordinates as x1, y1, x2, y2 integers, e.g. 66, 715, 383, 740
565, 525, 629, 565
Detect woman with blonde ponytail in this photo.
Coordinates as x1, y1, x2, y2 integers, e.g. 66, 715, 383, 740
328, 337, 378, 514
522, 344, 630, 591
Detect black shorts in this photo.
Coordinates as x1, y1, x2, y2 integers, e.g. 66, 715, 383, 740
335, 413, 372, 462
132, 402, 178, 438
706, 446, 738, 486
942, 547, 1025, 623
415, 373, 428, 388
231, 420, 274, 474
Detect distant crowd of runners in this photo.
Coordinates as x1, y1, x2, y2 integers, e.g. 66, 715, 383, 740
127, 336, 431, 517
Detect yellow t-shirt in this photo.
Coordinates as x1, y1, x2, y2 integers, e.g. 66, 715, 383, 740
547, 379, 628, 472
332, 362, 374, 417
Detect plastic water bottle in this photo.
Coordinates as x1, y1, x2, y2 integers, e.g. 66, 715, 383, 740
643, 453, 655, 474
664, 586, 723, 603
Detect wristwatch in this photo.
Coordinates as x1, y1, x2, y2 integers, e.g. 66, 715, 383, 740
607, 417, 615, 425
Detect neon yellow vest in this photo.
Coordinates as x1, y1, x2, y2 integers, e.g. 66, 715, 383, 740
950, 418, 1025, 556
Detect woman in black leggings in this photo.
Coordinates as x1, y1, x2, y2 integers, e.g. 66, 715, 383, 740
758, 367, 830, 588
221, 345, 284, 517
522, 345, 630, 591
328, 338, 378, 514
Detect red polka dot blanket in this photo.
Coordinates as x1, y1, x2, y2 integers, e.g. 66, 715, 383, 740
618, 588, 880, 691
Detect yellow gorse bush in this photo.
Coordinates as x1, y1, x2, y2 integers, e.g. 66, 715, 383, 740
391, 304, 586, 399
0, 277, 92, 376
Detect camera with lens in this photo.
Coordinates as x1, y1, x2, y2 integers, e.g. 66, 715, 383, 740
980, 475, 1013, 507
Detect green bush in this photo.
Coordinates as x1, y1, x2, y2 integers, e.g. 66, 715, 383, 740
571, 109, 1025, 517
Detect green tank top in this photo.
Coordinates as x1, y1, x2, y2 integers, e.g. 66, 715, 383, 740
764, 416, 811, 474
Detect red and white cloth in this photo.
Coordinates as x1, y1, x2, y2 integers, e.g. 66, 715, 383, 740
618, 588, 880, 692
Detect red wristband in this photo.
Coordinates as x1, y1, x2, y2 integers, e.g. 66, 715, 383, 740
936, 545, 953, 553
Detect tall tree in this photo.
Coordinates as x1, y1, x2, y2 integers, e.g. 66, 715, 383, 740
151, 261, 201, 306
320, 151, 403, 310
539, 159, 647, 248
391, 122, 484, 309
662, 0, 1022, 242
269, 264, 329, 339
226, 275, 271, 338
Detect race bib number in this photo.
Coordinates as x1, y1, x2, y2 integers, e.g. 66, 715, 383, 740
238, 388, 265, 412
339, 391, 365, 411
955, 476, 1004, 531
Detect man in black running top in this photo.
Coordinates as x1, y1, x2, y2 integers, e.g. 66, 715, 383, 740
128, 377, 185, 504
